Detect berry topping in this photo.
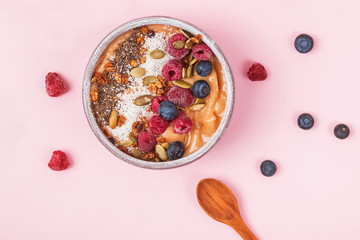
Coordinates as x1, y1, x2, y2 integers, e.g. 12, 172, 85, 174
151, 96, 168, 114
48, 150, 70, 171
161, 59, 183, 81
172, 111, 193, 134
297, 113, 314, 130
247, 63, 267, 81
294, 34, 314, 53
196, 60, 213, 77
260, 160, 277, 177
138, 131, 157, 153
167, 87, 194, 108
166, 141, 185, 160
167, 33, 190, 58
149, 115, 169, 135
158, 101, 178, 120
192, 80, 210, 99
334, 124, 350, 139
45, 72, 66, 97
192, 44, 212, 60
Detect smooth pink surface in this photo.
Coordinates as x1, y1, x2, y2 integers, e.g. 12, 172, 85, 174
1, 0, 360, 239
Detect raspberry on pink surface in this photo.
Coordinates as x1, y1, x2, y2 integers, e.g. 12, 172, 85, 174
151, 96, 168, 114
149, 115, 169, 135
172, 111, 193, 134
48, 150, 70, 171
167, 33, 190, 58
161, 59, 183, 81
138, 131, 157, 153
192, 44, 213, 60
247, 63, 267, 81
45, 72, 66, 97
167, 87, 194, 108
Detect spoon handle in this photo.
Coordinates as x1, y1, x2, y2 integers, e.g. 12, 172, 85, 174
227, 215, 257, 240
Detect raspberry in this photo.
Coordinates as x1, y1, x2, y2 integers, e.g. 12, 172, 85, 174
172, 111, 193, 134
48, 150, 70, 171
247, 63, 267, 81
192, 44, 212, 60
45, 72, 66, 97
151, 96, 168, 114
149, 115, 169, 135
167, 87, 193, 108
167, 33, 190, 58
138, 131, 157, 153
162, 59, 183, 81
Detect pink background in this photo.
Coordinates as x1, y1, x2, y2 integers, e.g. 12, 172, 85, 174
1, 0, 360, 239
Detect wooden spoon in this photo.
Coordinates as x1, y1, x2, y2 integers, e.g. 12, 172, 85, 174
196, 178, 257, 240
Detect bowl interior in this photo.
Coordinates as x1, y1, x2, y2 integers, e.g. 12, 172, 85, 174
83, 16, 234, 169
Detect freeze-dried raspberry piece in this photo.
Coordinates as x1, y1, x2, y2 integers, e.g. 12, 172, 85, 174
247, 63, 267, 81
167, 87, 193, 108
167, 33, 190, 58
48, 150, 70, 171
151, 96, 168, 114
149, 115, 169, 135
138, 131, 157, 153
162, 59, 183, 81
45, 72, 66, 97
192, 44, 212, 60
172, 111, 193, 134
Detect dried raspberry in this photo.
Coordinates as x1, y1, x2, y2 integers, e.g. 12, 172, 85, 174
48, 150, 70, 171
138, 131, 157, 153
149, 115, 169, 135
247, 63, 267, 81
151, 96, 168, 114
162, 59, 183, 81
172, 111, 193, 134
167, 87, 193, 108
45, 72, 66, 97
167, 33, 190, 58
192, 44, 212, 60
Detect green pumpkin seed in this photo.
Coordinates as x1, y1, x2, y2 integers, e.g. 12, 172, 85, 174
174, 79, 192, 89
155, 145, 168, 161
142, 76, 158, 86
148, 49, 165, 59
119, 140, 134, 147
131, 149, 143, 158
189, 58, 197, 66
130, 67, 146, 78
186, 65, 193, 78
161, 142, 169, 149
128, 132, 136, 142
180, 29, 193, 39
194, 98, 206, 104
133, 95, 154, 106
193, 62, 198, 76
187, 52, 193, 62
173, 40, 185, 49
182, 67, 187, 78
189, 104, 206, 111
185, 38, 195, 49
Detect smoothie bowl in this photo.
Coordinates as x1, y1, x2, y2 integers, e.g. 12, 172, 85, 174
83, 16, 234, 169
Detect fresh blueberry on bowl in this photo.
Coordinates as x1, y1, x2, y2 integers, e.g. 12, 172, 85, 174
196, 60, 213, 77
159, 101, 178, 120
192, 80, 210, 99
167, 141, 185, 160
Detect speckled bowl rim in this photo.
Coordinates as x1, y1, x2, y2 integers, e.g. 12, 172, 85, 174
82, 16, 234, 169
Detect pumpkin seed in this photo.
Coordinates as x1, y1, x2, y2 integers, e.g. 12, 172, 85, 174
131, 149, 143, 158
185, 38, 195, 49
186, 65, 193, 78
155, 157, 161, 162
194, 98, 206, 104
161, 142, 169, 149
142, 76, 158, 86
173, 40, 185, 49
180, 29, 193, 39
182, 67, 187, 78
148, 49, 165, 59
178, 106, 185, 111
119, 140, 134, 147
174, 79, 192, 89
155, 145, 168, 161
189, 58, 197, 66
189, 104, 206, 111
109, 109, 118, 129
193, 62, 198, 76
187, 52, 193, 62
133, 95, 154, 106
128, 132, 136, 142
130, 67, 146, 78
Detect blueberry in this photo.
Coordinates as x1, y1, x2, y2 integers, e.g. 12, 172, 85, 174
260, 160, 277, 177
192, 80, 210, 99
334, 124, 350, 139
166, 141, 185, 160
297, 113, 314, 130
196, 60, 213, 77
158, 101, 178, 120
294, 34, 314, 53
